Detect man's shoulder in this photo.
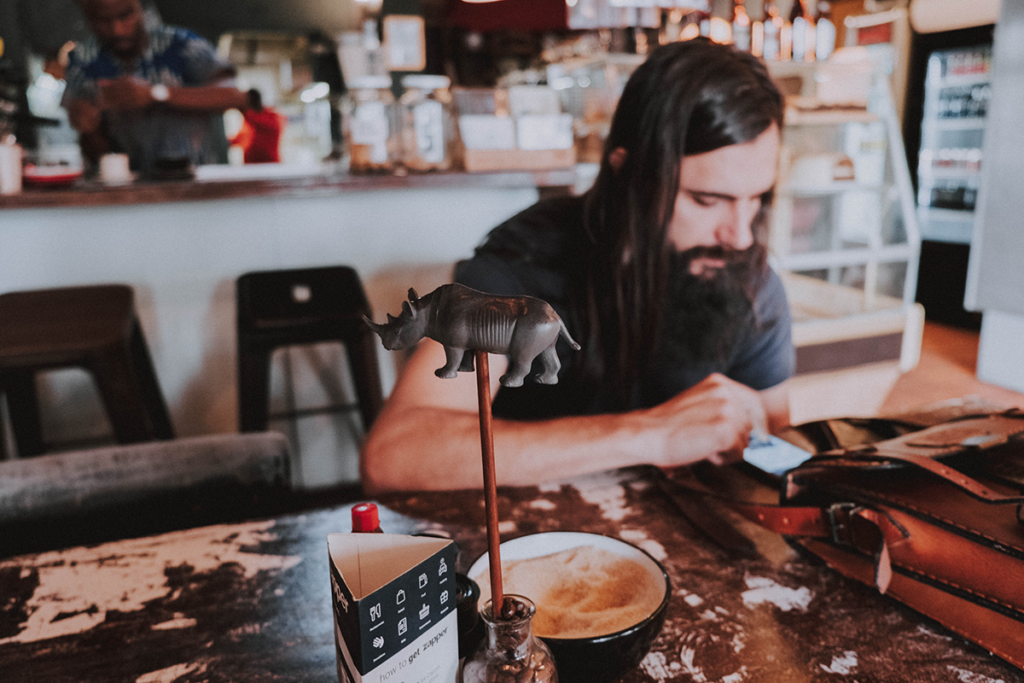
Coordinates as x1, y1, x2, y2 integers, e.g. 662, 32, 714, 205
477, 195, 586, 262
67, 36, 106, 71
455, 195, 585, 299
497, 194, 584, 230
754, 264, 790, 311
148, 24, 214, 57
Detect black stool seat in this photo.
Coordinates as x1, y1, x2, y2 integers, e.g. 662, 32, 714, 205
236, 266, 384, 435
0, 284, 175, 457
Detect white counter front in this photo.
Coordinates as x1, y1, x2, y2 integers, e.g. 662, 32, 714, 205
0, 172, 564, 486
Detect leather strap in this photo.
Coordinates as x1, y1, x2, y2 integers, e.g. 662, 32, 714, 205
730, 500, 910, 593
662, 473, 900, 592
807, 410, 1024, 503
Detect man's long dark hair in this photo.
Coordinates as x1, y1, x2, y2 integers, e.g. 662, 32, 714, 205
578, 38, 784, 406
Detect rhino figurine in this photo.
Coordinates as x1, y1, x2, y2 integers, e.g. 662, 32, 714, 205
364, 283, 580, 387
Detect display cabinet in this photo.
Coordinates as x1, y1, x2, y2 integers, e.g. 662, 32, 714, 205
767, 57, 924, 422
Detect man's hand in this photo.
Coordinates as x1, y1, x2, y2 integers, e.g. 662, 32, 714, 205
97, 77, 156, 111
647, 373, 769, 468
67, 98, 103, 133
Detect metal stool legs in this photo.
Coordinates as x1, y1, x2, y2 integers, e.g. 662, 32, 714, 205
0, 285, 174, 457
236, 266, 384, 435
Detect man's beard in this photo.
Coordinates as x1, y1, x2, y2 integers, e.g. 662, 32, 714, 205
662, 244, 764, 364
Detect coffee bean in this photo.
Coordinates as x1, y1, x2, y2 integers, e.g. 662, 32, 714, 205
501, 597, 520, 620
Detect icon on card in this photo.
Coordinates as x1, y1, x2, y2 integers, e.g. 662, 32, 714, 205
398, 617, 407, 635
438, 559, 448, 575
373, 636, 384, 648
370, 603, 382, 620
440, 589, 449, 604
396, 589, 406, 605
418, 573, 428, 589
419, 604, 430, 619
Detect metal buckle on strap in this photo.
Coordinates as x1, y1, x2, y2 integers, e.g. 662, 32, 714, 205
827, 503, 858, 546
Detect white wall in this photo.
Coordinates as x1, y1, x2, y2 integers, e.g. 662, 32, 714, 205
965, 0, 1024, 392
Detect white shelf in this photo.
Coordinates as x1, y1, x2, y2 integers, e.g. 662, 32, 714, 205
918, 206, 975, 221
784, 108, 880, 126
777, 244, 917, 272
929, 73, 991, 89
917, 207, 974, 245
917, 167, 982, 180
780, 182, 886, 198
924, 118, 986, 132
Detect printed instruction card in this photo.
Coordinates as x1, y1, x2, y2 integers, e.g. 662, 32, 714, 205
328, 533, 459, 683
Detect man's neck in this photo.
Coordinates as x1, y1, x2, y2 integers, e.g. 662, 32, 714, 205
107, 31, 149, 67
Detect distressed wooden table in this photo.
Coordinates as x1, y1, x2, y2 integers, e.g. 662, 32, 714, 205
1, 466, 1020, 683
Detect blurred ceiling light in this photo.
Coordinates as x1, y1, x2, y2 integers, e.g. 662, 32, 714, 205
680, 22, 701, 40
709, 16, 731, 43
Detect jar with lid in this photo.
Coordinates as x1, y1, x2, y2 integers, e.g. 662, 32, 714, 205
399, 74, 456, 172
342, 75, 399, 174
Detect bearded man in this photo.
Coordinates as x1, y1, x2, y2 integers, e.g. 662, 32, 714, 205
362, 38, 794, 493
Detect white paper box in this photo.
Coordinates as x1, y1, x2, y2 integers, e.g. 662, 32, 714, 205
507, 85, 561, 117
328, 533, 459, 683
516, 114, 574, 151
458, 115, 517, 150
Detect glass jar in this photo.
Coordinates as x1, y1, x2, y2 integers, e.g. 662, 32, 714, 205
399, 74, 456, 172
343, 75, 398, 173
460, 595, 558, 683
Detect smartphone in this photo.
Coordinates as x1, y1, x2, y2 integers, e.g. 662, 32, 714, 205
743, 432, 813, 477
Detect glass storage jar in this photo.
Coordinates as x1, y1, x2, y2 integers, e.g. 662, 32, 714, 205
343, 75, 398, 173
399, 74, 456, 172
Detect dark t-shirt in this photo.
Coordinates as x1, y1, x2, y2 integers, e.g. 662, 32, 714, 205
454, 195, 795, 420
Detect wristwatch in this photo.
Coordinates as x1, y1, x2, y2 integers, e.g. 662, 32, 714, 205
150, 83, 170, 102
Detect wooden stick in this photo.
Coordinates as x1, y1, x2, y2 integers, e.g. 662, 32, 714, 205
475, 349, 503, 618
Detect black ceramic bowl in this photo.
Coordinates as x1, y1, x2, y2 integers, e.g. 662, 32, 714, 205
468, 532, 671, 683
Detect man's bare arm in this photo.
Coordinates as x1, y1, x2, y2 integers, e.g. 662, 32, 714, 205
759, 381, 791, 434
361, 340, 780, 494
65, 97, 109, 162
97, 77, 251, 112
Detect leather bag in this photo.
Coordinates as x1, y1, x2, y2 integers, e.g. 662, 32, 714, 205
663, 410, 1024, 670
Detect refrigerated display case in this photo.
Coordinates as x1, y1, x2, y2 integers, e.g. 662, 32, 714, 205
903, 21, 995, 329
915, 44, 991, 244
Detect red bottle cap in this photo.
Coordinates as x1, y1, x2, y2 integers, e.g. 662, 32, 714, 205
351, 503, 381, 533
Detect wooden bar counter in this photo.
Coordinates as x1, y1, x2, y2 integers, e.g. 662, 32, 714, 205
0, 165, 576, 210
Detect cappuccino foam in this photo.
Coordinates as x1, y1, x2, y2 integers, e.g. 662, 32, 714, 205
475, 545, 664, 639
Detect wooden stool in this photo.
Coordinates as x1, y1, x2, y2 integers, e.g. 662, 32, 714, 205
0, 284, 175, 457
236, 266, 384, 435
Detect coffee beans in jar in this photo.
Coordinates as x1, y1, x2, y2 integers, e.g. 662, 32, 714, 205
343, 75, 399, 174
399, 74, 456, 172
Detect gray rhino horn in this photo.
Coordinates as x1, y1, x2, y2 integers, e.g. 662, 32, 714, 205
408, 287, 419, 301
362, 315, 383, 335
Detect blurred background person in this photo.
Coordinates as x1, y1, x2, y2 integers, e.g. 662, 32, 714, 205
62, 0, 257, 176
